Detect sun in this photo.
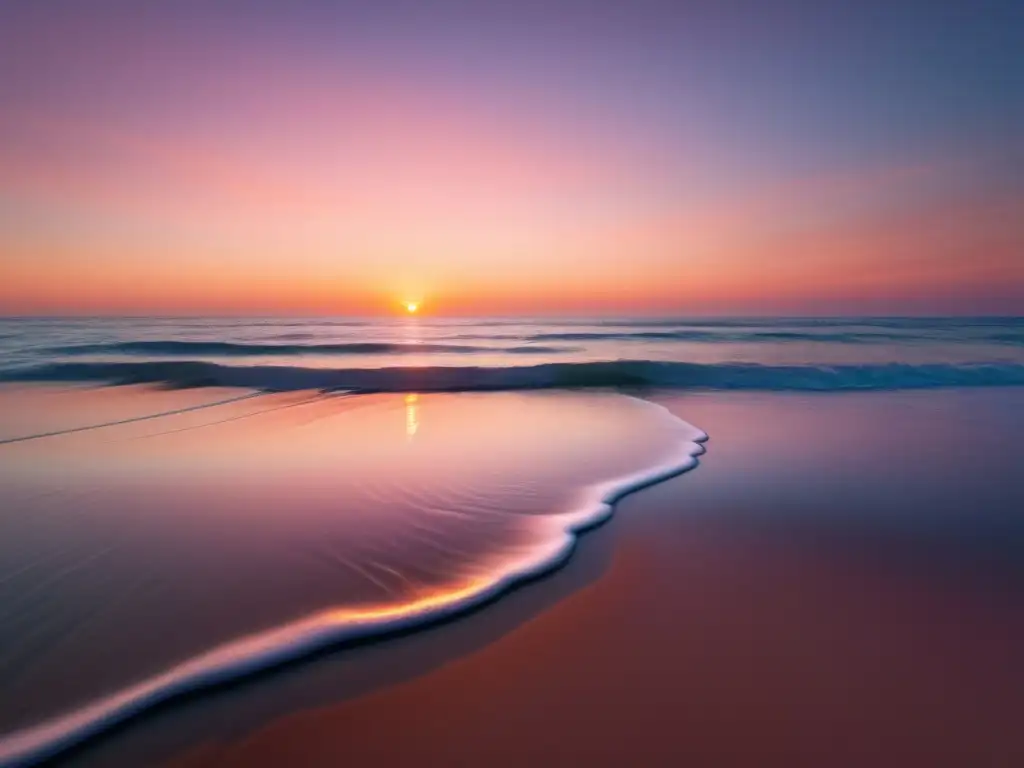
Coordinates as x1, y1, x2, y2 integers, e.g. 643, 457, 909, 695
403, 301, 419, 314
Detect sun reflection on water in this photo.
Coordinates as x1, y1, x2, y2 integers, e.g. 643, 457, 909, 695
405, 393, 419, 438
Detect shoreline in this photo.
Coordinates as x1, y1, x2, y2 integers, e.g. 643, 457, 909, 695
43, 388, 1024, 767
0, 390, 706, 768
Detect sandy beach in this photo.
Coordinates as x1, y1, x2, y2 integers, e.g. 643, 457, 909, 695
35, 388, 1023, 768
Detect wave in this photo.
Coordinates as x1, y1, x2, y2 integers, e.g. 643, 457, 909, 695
5, 359, 1024, 392
516, 330, 900, 343
450, 328, 1024, 345
588, 316, 1024, 329
0, 400, 707, 768
45, 340, 572, 356
422, 316, 1024, 329
989, 332, 1024, 345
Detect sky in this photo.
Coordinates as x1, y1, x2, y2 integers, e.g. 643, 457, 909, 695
1, 0, 1022, 316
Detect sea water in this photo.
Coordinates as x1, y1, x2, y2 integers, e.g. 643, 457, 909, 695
1, 314, 1023, 765
1, 315, 1023, 392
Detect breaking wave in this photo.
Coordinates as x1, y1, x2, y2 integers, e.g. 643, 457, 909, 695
5, 359, 1024, 392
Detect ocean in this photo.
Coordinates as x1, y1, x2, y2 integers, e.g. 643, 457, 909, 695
2, 315, 1024, 392
1, 315, 1023, 766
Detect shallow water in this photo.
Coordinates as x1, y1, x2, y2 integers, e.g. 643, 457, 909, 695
0, 385, 704, 765
36, 389, 1024, 768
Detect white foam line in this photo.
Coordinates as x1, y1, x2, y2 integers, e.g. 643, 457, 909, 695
0, 397, 706, 768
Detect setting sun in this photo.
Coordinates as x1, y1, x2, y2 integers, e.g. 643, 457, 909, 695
404, 302, 419, 314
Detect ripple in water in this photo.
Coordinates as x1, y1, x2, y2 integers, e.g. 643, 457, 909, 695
0, 387, 706, 766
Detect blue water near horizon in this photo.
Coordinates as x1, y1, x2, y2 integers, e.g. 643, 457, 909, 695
1, 315, 1023, 391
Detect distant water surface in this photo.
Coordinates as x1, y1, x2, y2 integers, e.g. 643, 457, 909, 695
1, 316, 1023, 391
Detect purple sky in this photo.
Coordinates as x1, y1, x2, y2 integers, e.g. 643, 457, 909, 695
1, 0, 1022, 315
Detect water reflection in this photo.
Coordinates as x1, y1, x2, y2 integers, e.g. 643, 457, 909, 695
401, 316, 422, 346
405, 393, 419, 439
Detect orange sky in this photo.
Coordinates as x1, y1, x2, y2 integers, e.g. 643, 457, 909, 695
1, 2, 1022, 316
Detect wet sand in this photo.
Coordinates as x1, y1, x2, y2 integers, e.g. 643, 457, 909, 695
49, 388, 1024, 768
